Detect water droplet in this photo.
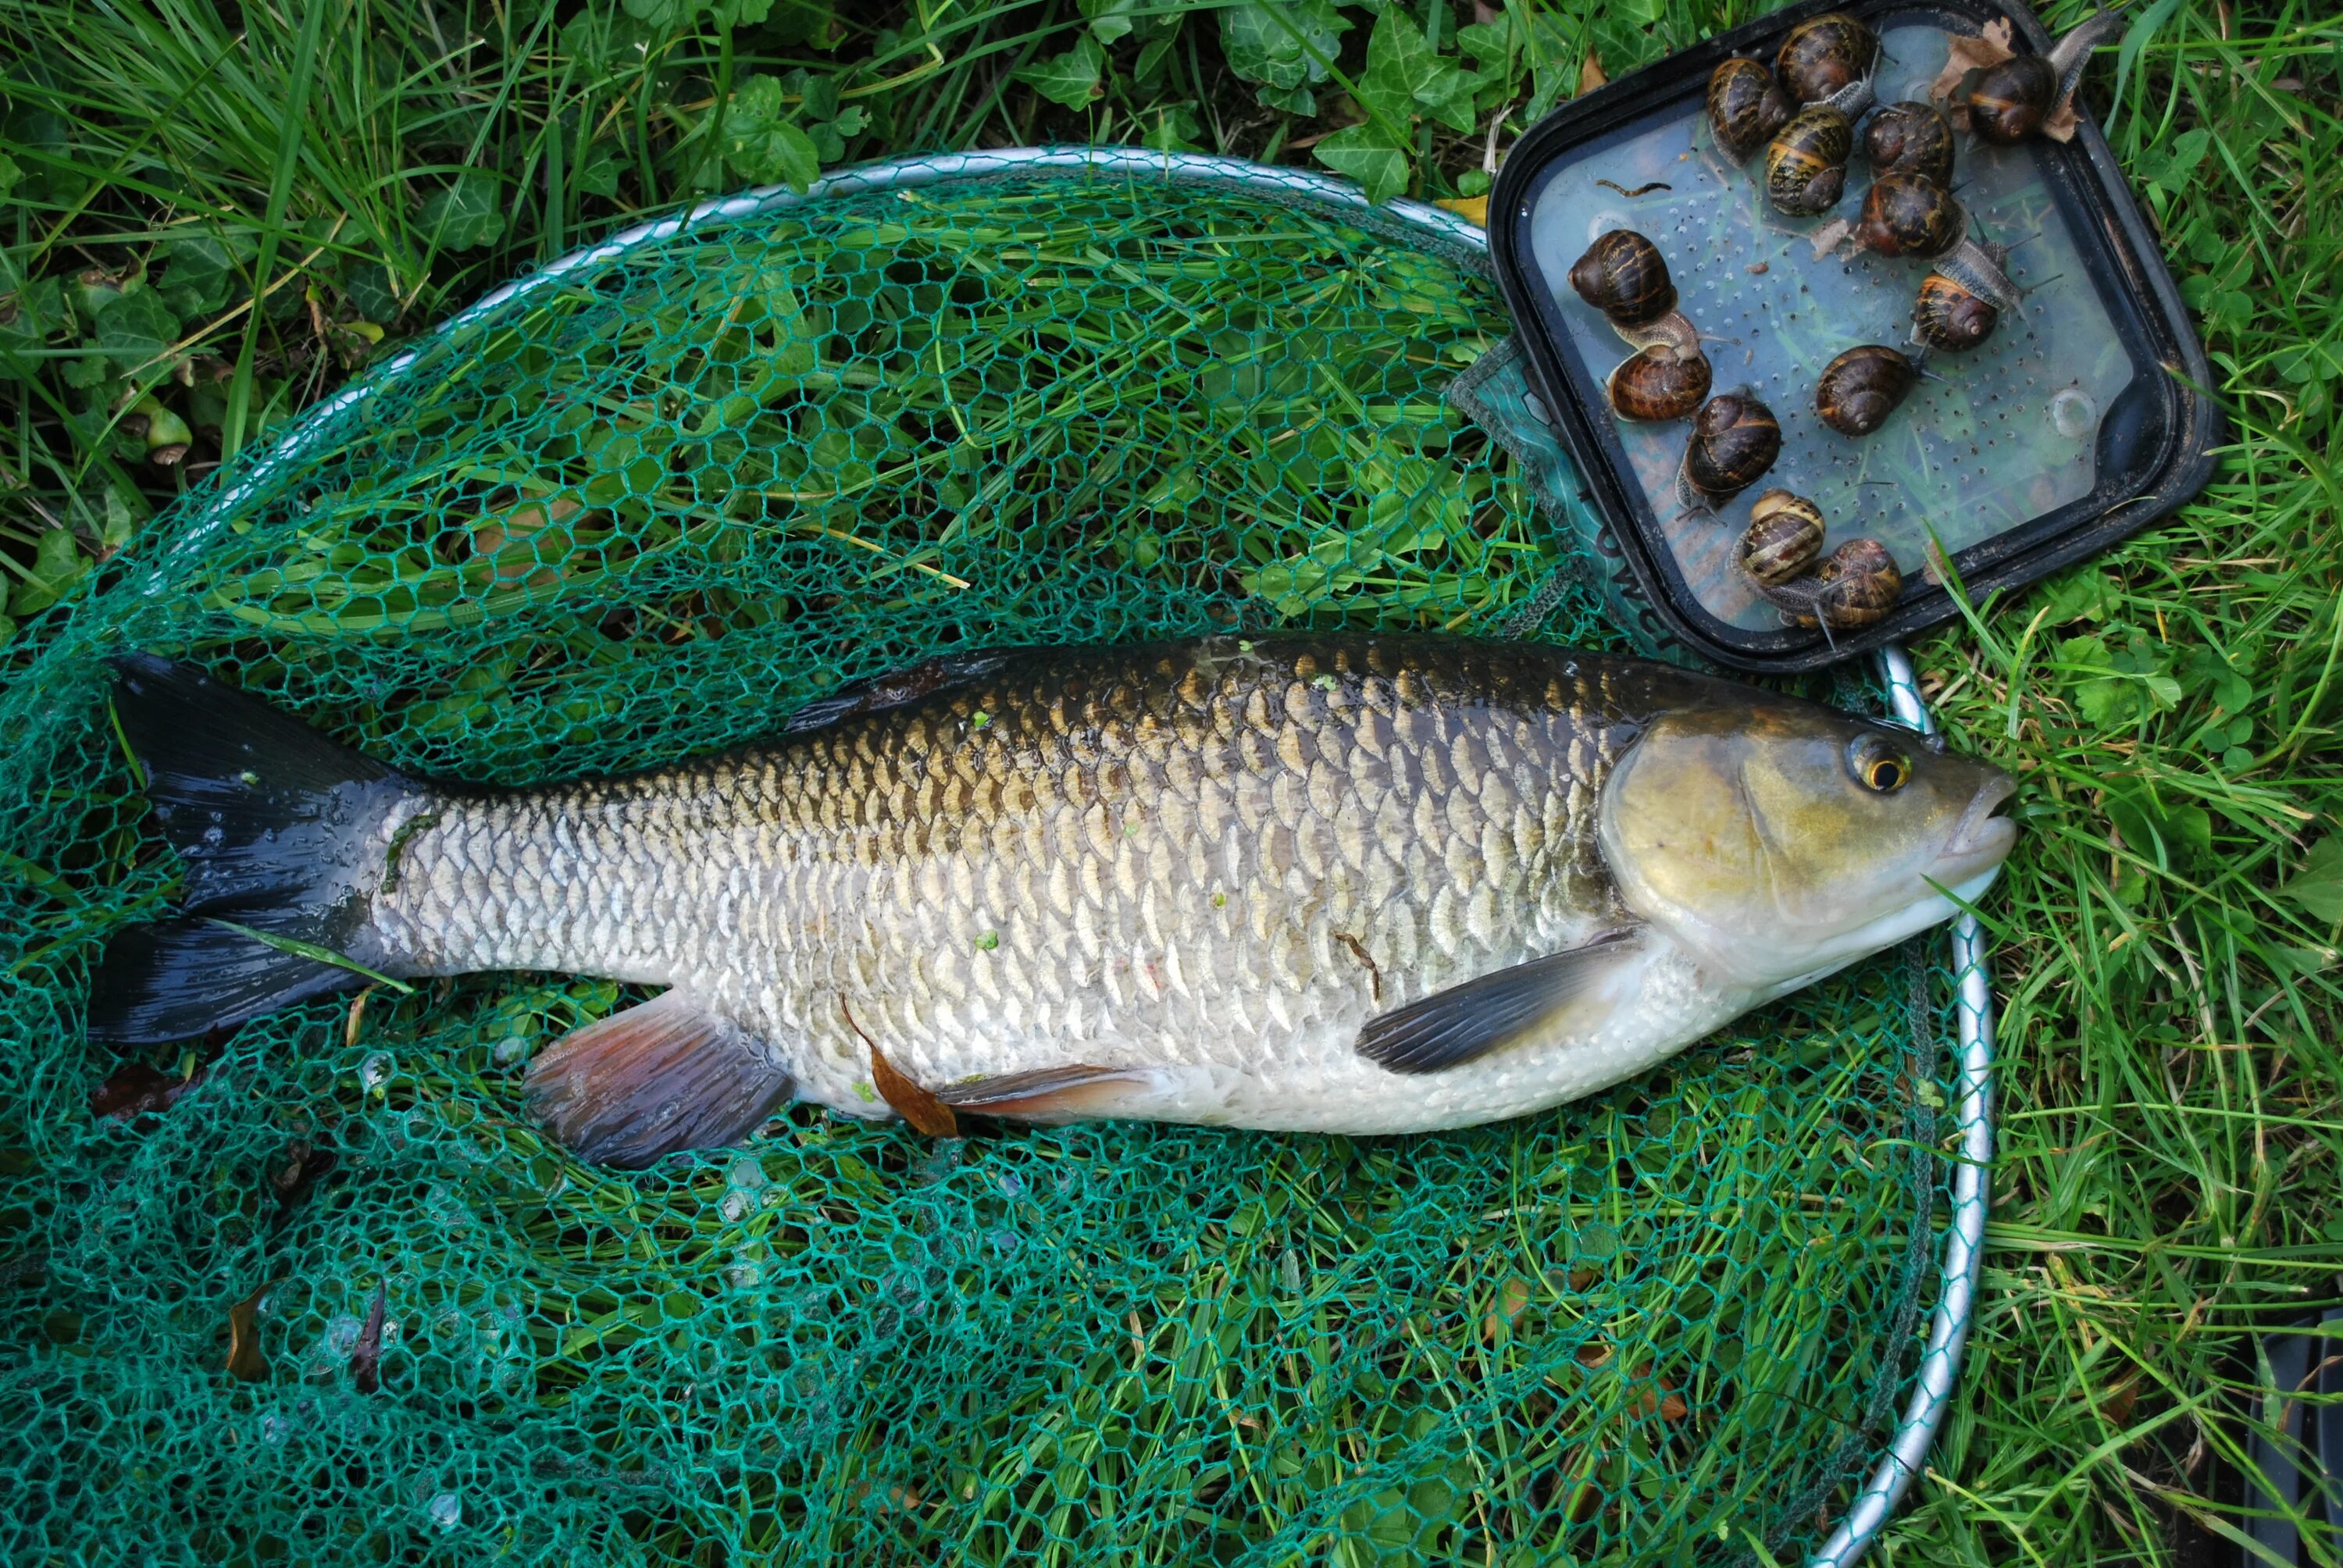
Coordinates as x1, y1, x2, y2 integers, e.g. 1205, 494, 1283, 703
2050, 387, 2097, 440
426, 1493, 462, 1534
492, 1035, 530, 1066
259, 1413, 289, 1445
1586, 209, 1632, 243
358, 1053, 393, 1089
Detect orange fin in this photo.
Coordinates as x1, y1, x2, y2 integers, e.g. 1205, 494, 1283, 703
934, 1064, 1160, 1124
867, 1040, 958, 1138
522, 992, 792, 1168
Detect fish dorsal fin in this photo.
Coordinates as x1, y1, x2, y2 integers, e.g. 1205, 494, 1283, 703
781, 648, 1040, 736
522, 991, 793, 1167
1356, 929, 1646, 1074
934, 1064, 1164, 1124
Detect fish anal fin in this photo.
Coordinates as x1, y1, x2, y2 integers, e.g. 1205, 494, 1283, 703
1357, 928, 1646, 1075
522, 992, 793, 1168
935, 1064, 1161, 1124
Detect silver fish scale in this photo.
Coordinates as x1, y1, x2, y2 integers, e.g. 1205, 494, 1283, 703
369, 638, 1664, 1114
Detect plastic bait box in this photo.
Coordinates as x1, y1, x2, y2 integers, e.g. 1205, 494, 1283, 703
1487, 0, 2216, 672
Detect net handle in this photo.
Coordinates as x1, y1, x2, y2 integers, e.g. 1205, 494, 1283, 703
151, 148, 1997, 1564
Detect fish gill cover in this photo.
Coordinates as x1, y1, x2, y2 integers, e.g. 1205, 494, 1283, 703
0, 163, 1954, 1566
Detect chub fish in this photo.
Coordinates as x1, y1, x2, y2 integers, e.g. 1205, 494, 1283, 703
89, 638, 2015, 1166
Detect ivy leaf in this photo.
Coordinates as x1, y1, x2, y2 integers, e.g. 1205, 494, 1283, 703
1218, 0, 1350, 93
95, 287, 180, 370
1314, 123, 1408, 205
1014, 36, 1107, 112
724, 76, 821, 190
0, 151, 20, 194
156, 233, 254, 319
1360, 9, 1482, 134
9, 527, 91, 618
419, 173, 507, 252
2058, 634, 2137, 728
573, 144, 621, 199
2105, 788, 2212, 872
2282, 836, 2343, 924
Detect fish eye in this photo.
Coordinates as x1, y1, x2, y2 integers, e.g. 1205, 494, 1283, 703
1848, 735, 1912, 793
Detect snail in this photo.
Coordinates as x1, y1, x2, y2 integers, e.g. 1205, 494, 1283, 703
1963, 9, 2130, 144
1608, 342, 1714, 422
1568, 230, 1676, 326
1746, 538, 1906, 630
1765, 106, 1854, 216
1855, 171, 1967, 259
1707, 58, 1794, 162
1911, 241, 2020, 351
1735, 490, 1826, 586
1815, 344, 1920, 437
1676, 391, 1781, 512
1775, 12, 1879, 116
1861, 101, 1955, 186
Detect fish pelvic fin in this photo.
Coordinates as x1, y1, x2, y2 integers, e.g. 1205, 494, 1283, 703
87, 656, 421, 1044
1356, 928, 1647, 1074
522, 991, 793, 1168
935, 1064, 1166, 1124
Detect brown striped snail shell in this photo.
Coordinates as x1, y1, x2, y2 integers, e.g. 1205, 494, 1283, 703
1608, 344, 1714, 422
1737, 490, 1826, 586
1816, 344, 1920, 437
1776, 12, 1879, 114
1678, 392, 1782, 509
1568, 230, 1677, 326
1912, 241, 2020, 351
1805, 538, 1905, 629
1964, 11, 2126, 144
1708, 58, 1795, 162
1861, 102, 1955, 185
1765, 106, 1853, 216
1856, 172, 1967, 259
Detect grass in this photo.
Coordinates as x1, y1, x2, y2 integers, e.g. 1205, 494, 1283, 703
1, 0, 2339, 1563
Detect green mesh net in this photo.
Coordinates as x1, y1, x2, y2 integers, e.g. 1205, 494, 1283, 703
0, 159, 1960, 1565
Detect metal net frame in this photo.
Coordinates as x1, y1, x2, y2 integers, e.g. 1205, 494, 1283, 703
0, 149, 1992, 1567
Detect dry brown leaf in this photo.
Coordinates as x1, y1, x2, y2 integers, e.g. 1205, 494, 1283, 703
473, 494, 580, 589
1578, 52, 1607, 95
1482, 1274, 1532, 1341
351, 1281, 389, 1393
1932, 19, 2013, 131
1810, 216, 1856, 259
225, 1284, 269, 1381
1435, 194, 1489, 227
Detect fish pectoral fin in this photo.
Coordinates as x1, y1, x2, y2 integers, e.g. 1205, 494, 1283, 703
522, 991, 793, 1168
1357, 928, 1646, 1075
934, 1064, 1161, 1124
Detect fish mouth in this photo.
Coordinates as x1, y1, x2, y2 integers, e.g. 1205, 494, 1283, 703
1935, 772, 2018, 882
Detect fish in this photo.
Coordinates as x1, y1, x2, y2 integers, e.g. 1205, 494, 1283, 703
86, 638, 2016, 1167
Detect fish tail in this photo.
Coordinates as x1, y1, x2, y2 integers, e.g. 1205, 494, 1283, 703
87, 655, 420, 1044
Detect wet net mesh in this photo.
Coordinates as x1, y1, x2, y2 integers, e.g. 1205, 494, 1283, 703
0, 159, 1959, 1566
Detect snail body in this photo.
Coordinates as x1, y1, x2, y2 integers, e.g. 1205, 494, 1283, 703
1608, 343, 1714, 422
1568, 230, 1676, 326
1816, 345, 1920, 437
1856, 172, 1967, 259
1861, 102, 1956, 185
1677, 392, 1781, 511
1747, 538, 1906, 630
1964, 9, 2128, 144
1737, 490, 1826, 586
1912, 241, 2020, 351
1708, 58, 1795, 162
1776, 13, 1880, 116
1766, 107, 1853, 216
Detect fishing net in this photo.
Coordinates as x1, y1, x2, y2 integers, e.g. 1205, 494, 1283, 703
0, 156, 1963, 1566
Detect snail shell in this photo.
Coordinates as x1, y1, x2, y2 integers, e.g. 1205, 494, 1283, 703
1608, 344, 1714, 422
1806, 538, 1905, 629
1708, 58, 1795, 162
1816, 344, 1919, 436
1678, 392, 1782, 510
1737, 490, 1826, 586
1856, 172, 1967, 259
1913, 273, 2000, 351
1861, 101, 1955, 185
1568, 230, 1677, 326
1776, 13, 1879, 114
1967, 52, 2059, 144
1765, 106, 1853, 216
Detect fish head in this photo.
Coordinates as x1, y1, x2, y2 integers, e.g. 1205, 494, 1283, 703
1597, 700, 2015, 990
